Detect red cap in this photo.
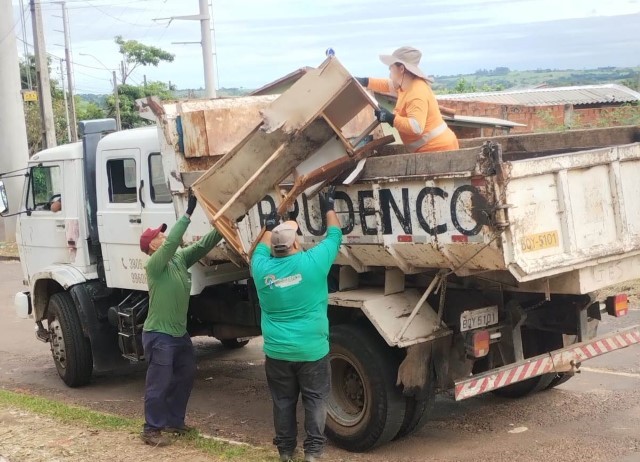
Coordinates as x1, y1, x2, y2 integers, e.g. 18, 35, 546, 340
140, 223, 167, 253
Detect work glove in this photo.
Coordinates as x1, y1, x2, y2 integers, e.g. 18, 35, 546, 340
319, 186, 336, 212
355, 77, 369, 87
375, 107, 395, 126
186, 190, 198, 216
264, 211, 279, 232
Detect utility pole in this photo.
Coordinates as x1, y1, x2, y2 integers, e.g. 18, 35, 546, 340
30, 0, 57, 148
18, 0, 32, 89
59, 59, 71, 142
113, 71, 122, 131
154, 0, 217, 98
60, 2, 77, 141
199, 0, 216, 98
0, 1, 30, 241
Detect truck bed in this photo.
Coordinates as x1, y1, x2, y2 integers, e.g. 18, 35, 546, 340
156, 90, 640, 296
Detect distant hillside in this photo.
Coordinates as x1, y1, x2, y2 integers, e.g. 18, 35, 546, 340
171, 87, 251, 99
432, 66, 640, 93
76, 67, 640, 104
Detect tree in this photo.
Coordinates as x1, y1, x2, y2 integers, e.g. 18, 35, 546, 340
106, 81, 173, 129
20, 55, 69, 154
75, 97, 105, 121
114, 36, 174, 84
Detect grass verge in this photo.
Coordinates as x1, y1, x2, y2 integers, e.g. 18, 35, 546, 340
0, 388, 277, 461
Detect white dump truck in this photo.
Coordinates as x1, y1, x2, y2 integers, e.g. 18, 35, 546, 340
3, 60, 640, 452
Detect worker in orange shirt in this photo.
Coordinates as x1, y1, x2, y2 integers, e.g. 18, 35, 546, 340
356, 46, 459, 153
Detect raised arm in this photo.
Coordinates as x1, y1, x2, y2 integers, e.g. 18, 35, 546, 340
146, 216, 190, 276
181, 227, 223, 268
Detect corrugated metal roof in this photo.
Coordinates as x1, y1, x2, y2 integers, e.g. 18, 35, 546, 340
445, 114, 526, 128
437, 84, 640, 106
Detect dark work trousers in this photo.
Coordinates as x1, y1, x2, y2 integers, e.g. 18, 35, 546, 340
265, 355, 330, 457
142, 331, 196, 432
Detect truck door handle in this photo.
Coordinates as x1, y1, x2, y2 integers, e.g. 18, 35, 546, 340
139, 180, 146, 208
55, 220, 65, 230
129, 216, 142, 224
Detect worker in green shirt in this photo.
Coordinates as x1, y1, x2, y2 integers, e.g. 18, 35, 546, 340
138, 194, 222, 447
250, 187, 342, 462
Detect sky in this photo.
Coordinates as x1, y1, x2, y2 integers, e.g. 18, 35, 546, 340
10, 0, 640, 95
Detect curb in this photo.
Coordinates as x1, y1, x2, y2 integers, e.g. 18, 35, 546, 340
0, 256, 19, 262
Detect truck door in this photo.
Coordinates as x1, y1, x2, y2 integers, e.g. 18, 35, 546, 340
97, 149, 144, 290
19, 162, 70, 277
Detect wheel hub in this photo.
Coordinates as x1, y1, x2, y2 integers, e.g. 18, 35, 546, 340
49, 319, 66, 369
328, 355, 367, 427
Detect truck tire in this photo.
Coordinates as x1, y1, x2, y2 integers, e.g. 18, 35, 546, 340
491, 327, 554, 399
47, 292, 93, 387
545, 372, 573, 389
325, 324, 406, 452
394, 393, 435, 440
220, 338, 250, 349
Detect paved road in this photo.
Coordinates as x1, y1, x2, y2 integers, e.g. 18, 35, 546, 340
0, 260, 639, 461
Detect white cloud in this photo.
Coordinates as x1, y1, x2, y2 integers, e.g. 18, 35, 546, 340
10, 0, 640, 93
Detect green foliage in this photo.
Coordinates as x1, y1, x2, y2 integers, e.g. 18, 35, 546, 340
596, 102, 640, 128
432, 66, 640, 93
106, 81, 174, 129
444, 78, 504, 94
115, 35, 174, 84
75, 97, 105, 121
534, 109, 565, 132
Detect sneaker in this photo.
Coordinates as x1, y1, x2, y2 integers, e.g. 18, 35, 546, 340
163, 425, 195, 436
279, 453, 294, 462
140, 430, 172, 447
304, 453, 322, 462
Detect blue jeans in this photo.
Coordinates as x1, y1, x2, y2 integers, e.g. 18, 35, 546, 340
265, 355, 330, 456
142, 331, 196, 432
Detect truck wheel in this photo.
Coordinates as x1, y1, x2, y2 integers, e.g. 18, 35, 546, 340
545, 372, 573, 389
394, 364, 436, 440
325, 324, 405, 452
492, 327, 554, 399
220, 338, 250, 349
394, 394, 435, 440
47, 292, 93, 387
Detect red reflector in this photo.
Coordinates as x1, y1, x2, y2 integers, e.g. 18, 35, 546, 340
606, 294, 628, 317
397, 235, 413, 243
472, 330, 490, 358
471, 177, 487, 187
452, 235, 468, 243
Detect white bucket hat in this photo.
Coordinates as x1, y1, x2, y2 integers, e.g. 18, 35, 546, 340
379, 46, 434, 83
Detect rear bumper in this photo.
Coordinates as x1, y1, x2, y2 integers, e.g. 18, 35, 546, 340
454, 325, 640, 401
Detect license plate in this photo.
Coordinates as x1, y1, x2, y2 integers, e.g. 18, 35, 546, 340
520, 230, 560, 253
460, 306, 499, 332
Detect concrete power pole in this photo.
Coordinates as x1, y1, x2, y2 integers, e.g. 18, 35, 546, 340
60, 2, 77, 141
30, 0, 57, 149
199, 0, 216, 98
0, 1, 30, 241
155, 0, 217, 99
112, 71, 122, 131
59, 59, 72, 141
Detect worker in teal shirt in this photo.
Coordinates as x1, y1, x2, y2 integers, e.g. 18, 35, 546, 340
139, 194, 222, 447
251, 187, 342, 462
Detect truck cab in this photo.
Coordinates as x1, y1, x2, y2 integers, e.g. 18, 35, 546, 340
9, 119, 260, 388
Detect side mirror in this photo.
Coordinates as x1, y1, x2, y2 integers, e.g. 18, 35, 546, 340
0, 181, 8, 215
